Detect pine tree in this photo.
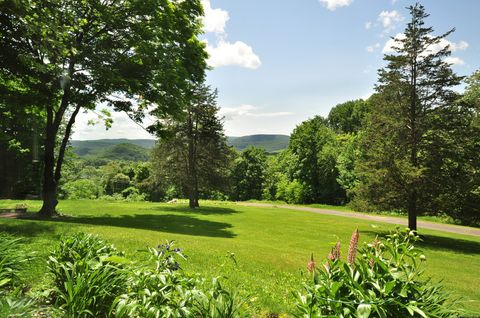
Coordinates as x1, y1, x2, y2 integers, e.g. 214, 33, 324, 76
152, 83, 232, 208
356, 3, 462, 230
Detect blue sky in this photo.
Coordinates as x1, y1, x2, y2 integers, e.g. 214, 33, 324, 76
73, 0, 480, 139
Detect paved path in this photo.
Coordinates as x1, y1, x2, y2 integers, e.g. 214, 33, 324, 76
238, 202, 480, 237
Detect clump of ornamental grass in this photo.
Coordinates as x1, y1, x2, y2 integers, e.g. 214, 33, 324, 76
294, 228, 461, 318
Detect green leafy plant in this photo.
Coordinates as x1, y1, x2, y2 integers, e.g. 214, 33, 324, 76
47, 233, 128, 317
113, 241, 249, 318
0, 294, 36, 318
0, 234, 30, 289
193, 277, 251, 318
294, 228, 460, 318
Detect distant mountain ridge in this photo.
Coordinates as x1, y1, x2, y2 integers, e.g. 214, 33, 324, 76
71, 134, 290, 160
227, 134, 290, 153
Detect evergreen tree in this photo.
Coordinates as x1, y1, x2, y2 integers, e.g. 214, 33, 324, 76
152, 84, 232, 208
356, 4, 462, 230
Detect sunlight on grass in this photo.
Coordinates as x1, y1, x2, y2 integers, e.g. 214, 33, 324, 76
1, 199, 479, 315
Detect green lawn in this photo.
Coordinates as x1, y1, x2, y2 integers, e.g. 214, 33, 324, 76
1, 199, 479, 316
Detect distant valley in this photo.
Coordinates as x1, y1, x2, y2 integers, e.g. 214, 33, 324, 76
71, 134, 290, 161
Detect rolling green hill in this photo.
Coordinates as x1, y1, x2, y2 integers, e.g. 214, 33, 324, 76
71, 134, 290, 161
70, 139, 154, 161
227, 134, 289, 152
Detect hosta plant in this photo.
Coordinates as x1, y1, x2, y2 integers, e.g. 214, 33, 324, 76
294, 228, 460, 318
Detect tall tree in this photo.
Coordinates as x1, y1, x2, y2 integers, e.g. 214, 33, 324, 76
356, 4, 462, 230
288, 116, 344, 204
230, 147, 268, 201
0, 0, 207, 216
152, 84, 232, 208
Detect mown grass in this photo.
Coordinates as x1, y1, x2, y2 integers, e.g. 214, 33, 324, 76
1, 199, 479, 316
247, 199, 461, 225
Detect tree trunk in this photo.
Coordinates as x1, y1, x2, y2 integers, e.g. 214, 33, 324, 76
38, 61, 75, 217
408, 190, 417, 231
187, 108, 200, 209
408, 55, 418, 231
39, 114, 58, 217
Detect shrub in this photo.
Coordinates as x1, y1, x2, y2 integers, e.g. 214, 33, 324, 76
47, 233, 127, 318
294, 228, 460, 318
63, 179, 103, 199
275, 176, 307, 204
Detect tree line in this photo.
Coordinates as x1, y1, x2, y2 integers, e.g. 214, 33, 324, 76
1, 3, 479, 228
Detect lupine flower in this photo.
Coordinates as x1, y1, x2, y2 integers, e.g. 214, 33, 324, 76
333, 241, 341, 260
328, 241, 341, 261
347, 229, 359, 265
307, 253, 315, 273
371, 236, 380, 249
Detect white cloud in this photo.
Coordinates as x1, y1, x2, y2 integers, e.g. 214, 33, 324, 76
365, 21, 373, 30
201, 0, 229, 34
382, 33, 406, 53
378, 10, 404, 33
444, 56, 465, 66
366, 43, 380, 53
219, 105, 294, 120
451, 40, 469, 51
201, 0, 261, 70
319, 0, 353, 11
207, 40, 261, 69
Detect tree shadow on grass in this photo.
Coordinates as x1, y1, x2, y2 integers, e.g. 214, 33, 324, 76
47, 214, 236, 238
143, 205, 239, 215
362, 229, 480, 255
0, 221, 57, 238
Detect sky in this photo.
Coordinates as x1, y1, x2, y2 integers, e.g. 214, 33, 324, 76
72, 0, 480, 140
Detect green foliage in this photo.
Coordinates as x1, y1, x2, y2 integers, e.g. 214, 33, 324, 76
112, 241, 249, 317
193, 278, 251, 318
63, 179, 103, 200
152, 84, 232, 207
289, 116, 345, 204
230, 147, 268, 201
0, 293, 37, 318
0, 0, 207, 215
354, 4, 465, 228
335, 134, 361, 201
101, 143, 150, 162
328, 99, 369, 134
0, 101, 44, 199
294, 229, 460, 318
462, 70, 480, 112
0, 234, 30, 289
275, 176, 306, 204
47, 233, 127, 317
